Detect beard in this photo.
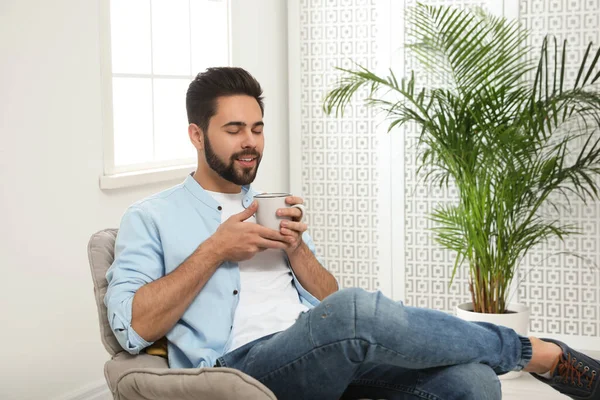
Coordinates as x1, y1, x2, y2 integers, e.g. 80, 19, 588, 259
203, 132, 261, 186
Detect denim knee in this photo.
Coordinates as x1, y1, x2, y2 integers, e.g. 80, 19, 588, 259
310, 288, 404, 349
324, 288, 402, 341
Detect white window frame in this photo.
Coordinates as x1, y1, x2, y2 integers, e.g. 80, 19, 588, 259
99, 0, 231, 190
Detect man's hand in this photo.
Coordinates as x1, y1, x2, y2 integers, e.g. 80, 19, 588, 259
211, 201, 293, 262
277, 196, 308, 256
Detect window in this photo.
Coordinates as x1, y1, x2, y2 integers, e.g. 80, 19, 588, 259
100, 0, 230, 189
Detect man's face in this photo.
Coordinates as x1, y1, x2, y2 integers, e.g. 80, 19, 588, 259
202, 95, 264, 186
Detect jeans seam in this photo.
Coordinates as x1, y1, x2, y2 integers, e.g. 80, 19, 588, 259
348, 378, 415, 392
413, 371, 443, 400
412, 388, 443, 400
348, 380, 442, 400
353, 292, 357, 339
306, 309, 317, 348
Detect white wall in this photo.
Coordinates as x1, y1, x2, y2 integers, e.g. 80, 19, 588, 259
0, 0, 288, 399
231, 0, 290, 193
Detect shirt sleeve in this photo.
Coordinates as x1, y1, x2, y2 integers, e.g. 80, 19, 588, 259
104, 206, 164, 354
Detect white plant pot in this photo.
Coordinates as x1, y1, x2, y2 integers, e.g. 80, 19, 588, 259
456, 302, 530, 380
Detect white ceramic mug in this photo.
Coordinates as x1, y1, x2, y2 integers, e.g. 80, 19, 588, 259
254, 193, 305, 231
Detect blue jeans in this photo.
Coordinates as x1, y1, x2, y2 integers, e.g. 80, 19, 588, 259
217, 288, 533, 399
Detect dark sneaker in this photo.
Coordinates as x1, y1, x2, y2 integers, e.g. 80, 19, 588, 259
531, 338, 599, 399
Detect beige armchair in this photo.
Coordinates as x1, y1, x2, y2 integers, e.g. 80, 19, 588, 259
88, 229, 277, 400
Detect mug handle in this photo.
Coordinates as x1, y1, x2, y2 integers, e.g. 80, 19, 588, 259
291, 204, 305, 222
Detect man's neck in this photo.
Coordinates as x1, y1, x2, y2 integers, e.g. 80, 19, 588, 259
193, 166, 242, 194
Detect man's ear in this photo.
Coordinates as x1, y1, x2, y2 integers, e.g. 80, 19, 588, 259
188, 123, 203, 151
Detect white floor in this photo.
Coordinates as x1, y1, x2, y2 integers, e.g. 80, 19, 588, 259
501, 373, 568, 399
501, 350, 600, 399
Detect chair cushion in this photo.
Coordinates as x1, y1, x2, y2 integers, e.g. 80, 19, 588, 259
106, 353, 276, 400
105, 352, 169, 391
88, 228, 122, 355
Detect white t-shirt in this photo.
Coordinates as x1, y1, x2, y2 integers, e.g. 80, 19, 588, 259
206, 190, 309, 352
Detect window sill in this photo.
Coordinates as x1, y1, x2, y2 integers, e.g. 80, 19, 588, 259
100, 164, 196, 190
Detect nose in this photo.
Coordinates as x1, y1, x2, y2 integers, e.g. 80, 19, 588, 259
240, 128, 257, 149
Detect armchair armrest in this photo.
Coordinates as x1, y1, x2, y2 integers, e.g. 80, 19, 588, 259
105, 352, 276, 400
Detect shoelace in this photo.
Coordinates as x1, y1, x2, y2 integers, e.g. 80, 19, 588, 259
556, 353, 597, 390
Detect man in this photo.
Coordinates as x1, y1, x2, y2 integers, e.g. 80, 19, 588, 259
105, 67, 599, 400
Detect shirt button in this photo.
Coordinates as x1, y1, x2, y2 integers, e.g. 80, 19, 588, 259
218, 206, 222, 211
233, 290, 238, 295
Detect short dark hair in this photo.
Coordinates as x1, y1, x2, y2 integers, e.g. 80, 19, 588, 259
186, 67, 264, 133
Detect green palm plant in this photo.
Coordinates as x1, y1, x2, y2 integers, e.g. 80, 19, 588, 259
323, 4, 600, 314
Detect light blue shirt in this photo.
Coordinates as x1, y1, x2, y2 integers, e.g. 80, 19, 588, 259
104, 175, 322, 369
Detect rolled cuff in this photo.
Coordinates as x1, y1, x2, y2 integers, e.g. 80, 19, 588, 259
109, 295, 154, 354
127, 324, 154, 352
113, 321, 154, 354
515, 336, 533, 371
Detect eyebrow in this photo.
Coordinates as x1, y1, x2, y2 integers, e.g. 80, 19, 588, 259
221, 121, 264, 129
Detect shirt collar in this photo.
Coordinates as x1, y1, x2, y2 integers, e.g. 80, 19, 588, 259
183, 173, 258, 210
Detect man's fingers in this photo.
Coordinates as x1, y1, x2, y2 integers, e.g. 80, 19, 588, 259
254, 225, 286, 240
280, 221, 308, 233
285, 196, 304, 205
280, 227, 294, 236
277, 207, 303, 220
234, 201, 257, 221
257, 238, 288, 250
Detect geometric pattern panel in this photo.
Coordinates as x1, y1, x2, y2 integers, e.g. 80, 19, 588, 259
518, 0, 600, 337
299, 0, 380, 290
